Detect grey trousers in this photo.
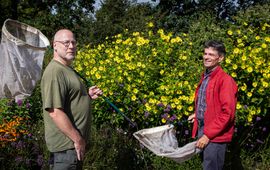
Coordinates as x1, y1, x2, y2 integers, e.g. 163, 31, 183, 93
202, 142, 227, 170
50, 149, 83, 170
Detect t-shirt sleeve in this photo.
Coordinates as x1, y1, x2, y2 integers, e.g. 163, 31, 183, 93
42, 70, 67, 112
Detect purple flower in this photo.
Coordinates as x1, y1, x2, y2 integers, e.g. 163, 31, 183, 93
144, 111, 149, 118
262, 127, 267, 132
164, 108, 170, 113
244, 105, 248, 110
26, 159, 31, 166
26, 102, 31, 109
11, 142, 16, 147
256, 116, 261, 121
15, 156, 23, 164
37, 155, 44, 166
161, 113, 168, 119
184, 130, 189, 135
256, 139, 264, 144
166, 105, 172, 110
157, 102, 164, 107
170, 114, 177, 121
16, 141, 25, 149
17, 99, 23, 106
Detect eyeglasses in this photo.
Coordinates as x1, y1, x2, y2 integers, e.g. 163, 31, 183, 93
54, 40, 77, 47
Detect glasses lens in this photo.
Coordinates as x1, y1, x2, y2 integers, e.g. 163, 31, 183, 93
64, 41, 76, 47
56, 41, 76, 47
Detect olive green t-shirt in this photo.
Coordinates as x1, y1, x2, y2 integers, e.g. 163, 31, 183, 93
41, 60, 91, 152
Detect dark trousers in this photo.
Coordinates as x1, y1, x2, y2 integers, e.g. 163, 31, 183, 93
201, 142, 227, 170
50, 149, 83, 170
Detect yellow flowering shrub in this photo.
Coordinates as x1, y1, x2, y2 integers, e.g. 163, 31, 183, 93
74, 28, 201, 128
74, 19, 269, 129
223, 21, 269, 124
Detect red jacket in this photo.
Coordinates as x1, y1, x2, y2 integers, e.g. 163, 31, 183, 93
192, 66, 238, 142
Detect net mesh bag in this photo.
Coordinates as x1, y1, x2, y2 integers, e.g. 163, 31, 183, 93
133, 124, 201, 164
0, 19, 50, 101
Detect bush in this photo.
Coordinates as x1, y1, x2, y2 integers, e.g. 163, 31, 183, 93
0, 99, 48, 169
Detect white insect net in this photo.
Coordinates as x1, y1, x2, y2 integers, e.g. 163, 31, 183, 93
133, 124, 201, 164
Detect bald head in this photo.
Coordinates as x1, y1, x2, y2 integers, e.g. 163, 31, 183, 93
53, 29, 75, 42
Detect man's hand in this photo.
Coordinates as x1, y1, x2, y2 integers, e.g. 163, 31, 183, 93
49, 108, 86, 160
74, 137, 86, 161
88, 86, 103, 99
196, 134, 210, 149
188, 113, 195, 123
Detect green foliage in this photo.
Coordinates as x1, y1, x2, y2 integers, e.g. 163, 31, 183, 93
83, 124, 147, 169
91, 0, 154, 45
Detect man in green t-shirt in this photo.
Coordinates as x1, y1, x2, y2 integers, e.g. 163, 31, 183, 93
41, 29, 103, 169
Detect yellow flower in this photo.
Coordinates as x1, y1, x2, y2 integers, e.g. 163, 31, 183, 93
233, 48, 240, 54
147, 22, 154, 28
225, 58, 231, 64
227, 30, 233, 35
247, 92, 252, 98
237, 29, 241, 34
171, 103, 176, 109
182, 56, 187, 60
137, 62, 142, 67
160, 70, 164, 75
255, 36, 260, 40
231, 72, 237, 78
132, 32, 140, 36
261, 43, 267, 49
145, 103, 151, 111
133, 88, 139, 94
232, 64, 238, 70
149, 91, 155, 96
252, 82, 258, 87
247, 115, 252, 122
262, 81, 269, 88
161, 118, 166, 124
131, 95, 137, 101
241, 55, 247, 61
236, 103, 242, 109
237, 39, 242, 43
240, 85, 247, 91
95, 73, 101, 79
247, 67, 253, 73
178, 72, 184, 77
188, 106, 193, 112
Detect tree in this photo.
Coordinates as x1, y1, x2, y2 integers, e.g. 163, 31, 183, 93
0, 0, 96, 46
151, 0, 270, 33
91, 0, 154, 45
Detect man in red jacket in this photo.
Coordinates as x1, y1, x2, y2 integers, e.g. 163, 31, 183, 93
188, 40, 238, 170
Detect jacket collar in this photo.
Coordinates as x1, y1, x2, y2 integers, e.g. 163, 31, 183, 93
202, 65, 221, 78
